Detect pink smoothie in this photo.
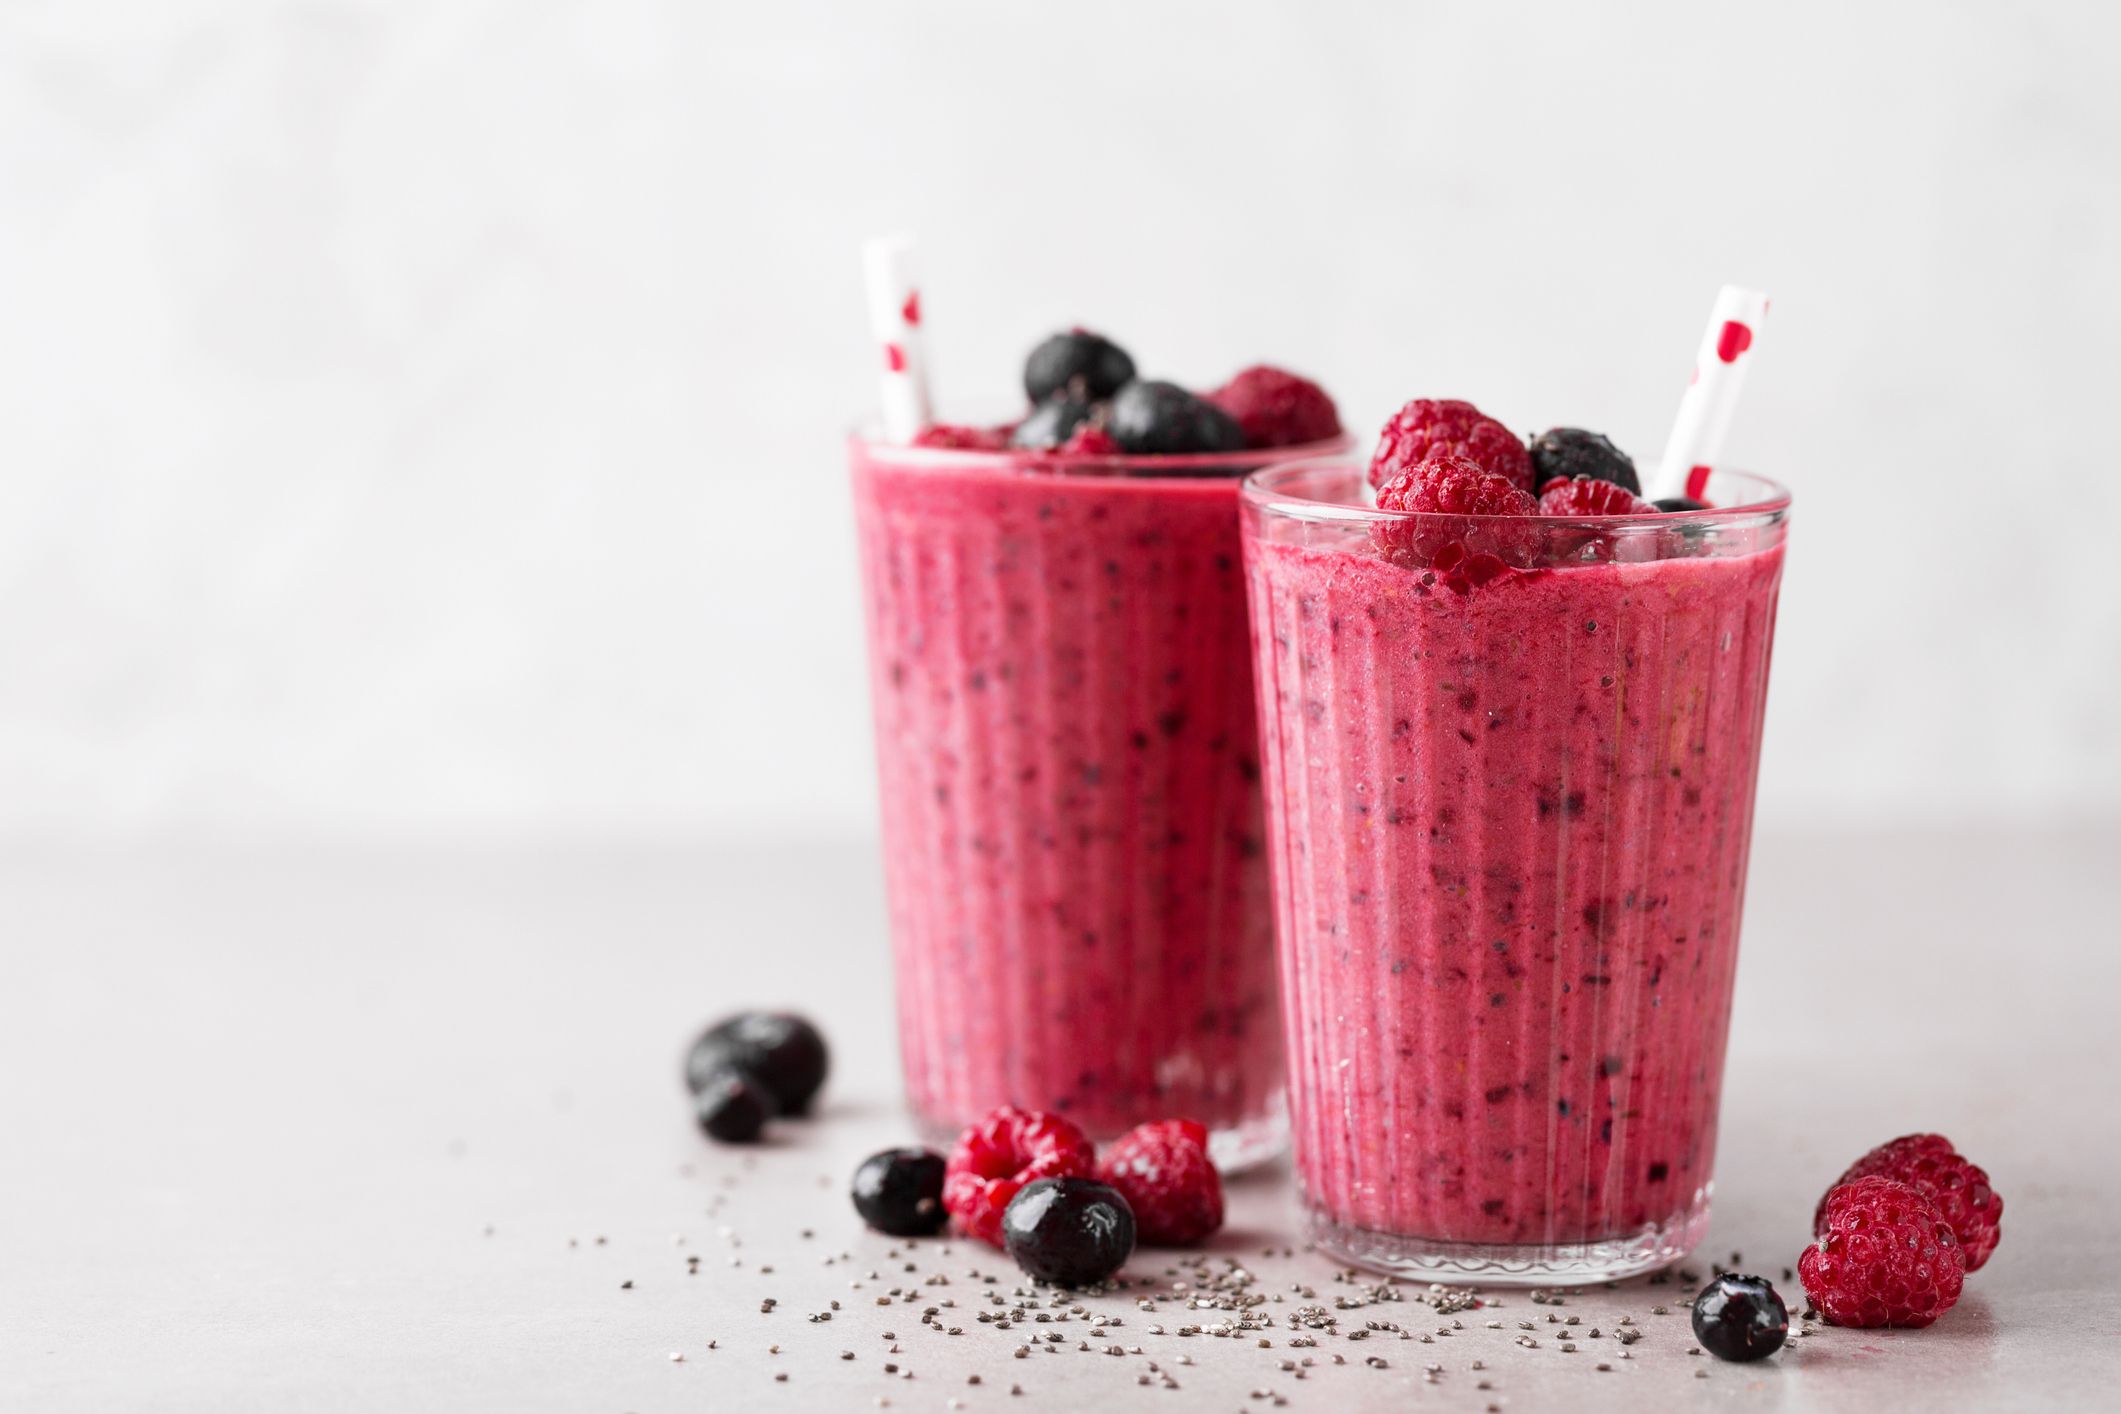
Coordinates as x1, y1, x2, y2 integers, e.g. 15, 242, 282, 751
1245, 481, 1786, 1261
852, 440, 1289, 1152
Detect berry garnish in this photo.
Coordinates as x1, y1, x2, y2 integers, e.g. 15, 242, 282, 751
1001, 1177, 1136, 1287
1652, 494, 1710, 512
693, 1068, 775, 1143
1010, 396, 1094, 450
1096, 1120, 1224, 1246
1207, 365, 1342, 448
1816, 1134, 2003, 1272
1107, 380, 1248, 456
1024, 330, 1136, 405
1799, 1175, 1966, 1328
851, 1147, 949, 1237
910, 423, 1011, 451
942, 1106, 1096, 1248
1057, 422, 1120, 455
1529, 427, 1640, 494
1369, 398, 1532, 492
1372, 452, 1537, 574
1537, 476, 1653, 517
1691, 1274, 1789, 1361
685, 1012, 829, 1114
1377, 452, 1538, 518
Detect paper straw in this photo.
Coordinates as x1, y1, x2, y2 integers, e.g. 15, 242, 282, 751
1654, 285, 1769, 500
862, 234, 932, 443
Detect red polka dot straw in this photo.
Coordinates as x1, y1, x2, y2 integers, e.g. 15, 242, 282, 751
863, 235, 933, 443
1653, 285, 1769, 501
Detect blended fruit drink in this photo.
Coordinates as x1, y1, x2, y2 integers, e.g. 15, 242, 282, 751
853, 330, 1347, 1164
1242, 400, 1789, 1278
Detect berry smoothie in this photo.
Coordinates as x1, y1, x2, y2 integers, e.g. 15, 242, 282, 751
852, 333, 1344, 1162
1243, 437, 1789, 1280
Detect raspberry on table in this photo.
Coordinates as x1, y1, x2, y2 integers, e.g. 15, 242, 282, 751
1817, 1134, 2003, 1272
1207, 365, 1342, 449
911, 422, 1013, 451
1799, 1175, 1966, 1328
1537, 476, 1653, 517
1369, 398, 1532, 492
1095, 1119, 1224, 1246
942, 1107, 1096, 1248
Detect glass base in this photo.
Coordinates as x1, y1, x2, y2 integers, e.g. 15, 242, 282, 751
1302, 1190, 1712, 1287
913, 1094, 1288, 1175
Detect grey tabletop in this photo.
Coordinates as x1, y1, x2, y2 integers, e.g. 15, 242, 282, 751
4, 827, 2116, 1412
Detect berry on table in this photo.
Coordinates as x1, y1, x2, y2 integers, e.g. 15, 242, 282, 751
1690, 1274, 1789, 1361
852, 1147, 949, 1237
1001, 1177, 1136, 1287
1024, 330, 1136, 405
1207, 365, 1342, 448
942, 1106, 1096, 1248
1107, 380, 1248, 455
1096, 1119, 1224, 1246
1537, 476, 1653, 517
1369, 398, 1532, 492
1799, 1175, 1965, 1328
685, 1012, 829, 1114
1010, 396, 1094, 450
1817, 1134, 2003, 1272
1530, 427, 1640, 494
694, 1068, 775, 1143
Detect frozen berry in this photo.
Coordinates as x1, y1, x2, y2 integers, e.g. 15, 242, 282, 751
1817, 1134, 2003, 1272
1538, 476, 1653, 517
1096, 1119, 1223, 1246
1799, 1175, 1965, 1328
694, 1068, 774, 1143
1652, 494, 1711, 512
1691, 1274, 1789, 1361
1057, 422, 1120, 455
1207, 365, 1342, 448
1369, 398, 1532, 492
1001, 1177, 1135, 1287
943, 1106, 1096, 1248
1010, 396, 1093, 450
852, 1147, 949, 1237
911, 423, 1011, 451
1530, 427, 1640, 494
1024, 330, 1135, 405
685, 1012, 829, 1115
1107, 380, 1248, 456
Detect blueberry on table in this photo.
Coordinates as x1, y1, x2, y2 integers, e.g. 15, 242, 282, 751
1009, 396, 1094, 450
1652, 494, 1711, 512
852, 1147, 949, 1236
1691, 1273, 1789, 1361
1107, 380, 1248, 456
694, 1068, 775, 1143
1529, 427, 1640, 494
685, 1012, 829, 1114
1024, 330, 1136, 404
1001, 1177, 1136, 1286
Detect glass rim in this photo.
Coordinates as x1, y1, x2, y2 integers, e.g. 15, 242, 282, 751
850, 424, 1357, 479
1241, 457, 1792, 530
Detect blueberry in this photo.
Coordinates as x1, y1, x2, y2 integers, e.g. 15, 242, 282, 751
1530, 428, 1640, 494
1691, 1274, 1789, 1362
1651, 494, 1710, 512
1009, 396, 1093, 450
685, 1012, 829, 1114
1024, 330, 1136, 405
694, 1068, 775, 1143
1107, 380, 1247, 456
851, 1147, 948, 1236
1001, 1177, 1135, 1287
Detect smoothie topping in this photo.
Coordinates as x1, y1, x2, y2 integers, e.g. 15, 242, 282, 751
1529, 427, 1642, 495
1369, 397, 1534, 493
911, 422, 1012, 450
1799, 1175, 1966, 1328
1107, 378, 1249, 455
1001, 1176, 1138, 1287
1009, 394, 1096, 450
1536, 475, 1653, 517
1814, 1133, 2003, 1272
1095, 1119, 1226, 1246
1208, 365, 1345, 448
1024, 329, 1137, 404
1375, 451, 1538, 519
943, 1106, 1097, 1248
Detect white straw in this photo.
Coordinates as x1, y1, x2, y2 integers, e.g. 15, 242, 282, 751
862, 234, 932, 443
1654, 284, 1769, 501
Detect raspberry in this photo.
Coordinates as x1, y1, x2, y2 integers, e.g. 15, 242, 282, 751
1369, 398, 1532, 492
942, 1107, 1095, 1248
1372, 451, 1537, 574
1207, 365, 1343, 448
1537, 476, 1653, 517
1057, 422, 1120, 456
1799, 1176, 1965, 1328
1377, 453, 1538, 519
1816, 1134, 2003, 1272
1095, 1120, 1224, 1246
911, 422, 1011, 451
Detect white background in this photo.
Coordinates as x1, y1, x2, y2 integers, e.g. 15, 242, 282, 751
3, 0, 2117, 844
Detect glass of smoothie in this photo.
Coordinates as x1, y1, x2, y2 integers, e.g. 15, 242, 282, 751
1240, 414, 1789, 1278
852, 333, 1348, 1167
